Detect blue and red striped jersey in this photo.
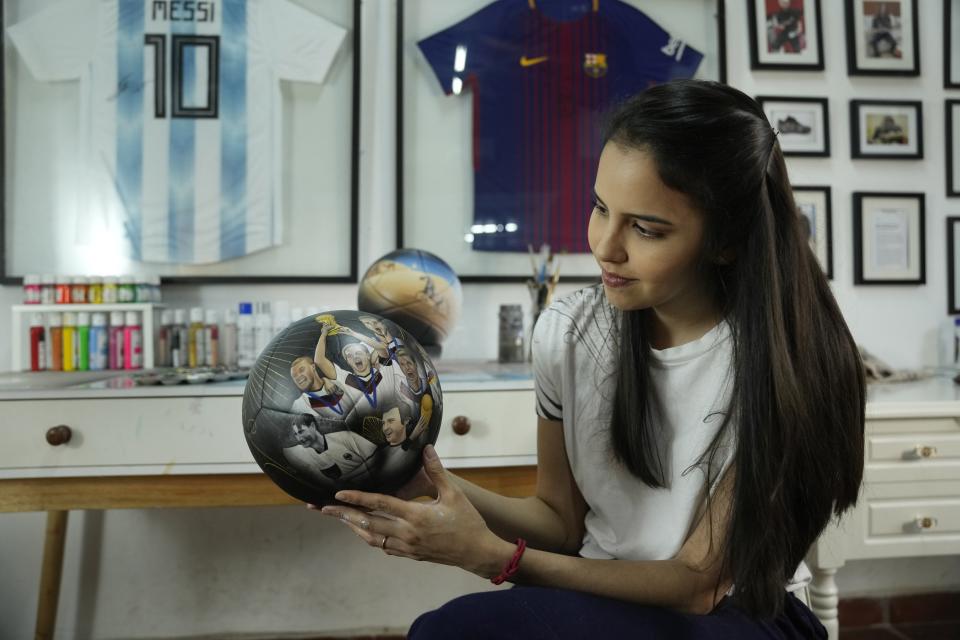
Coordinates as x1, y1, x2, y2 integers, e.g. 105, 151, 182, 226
418, 0, 703, 253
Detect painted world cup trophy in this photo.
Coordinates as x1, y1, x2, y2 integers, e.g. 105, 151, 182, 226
241, 310, 443, 505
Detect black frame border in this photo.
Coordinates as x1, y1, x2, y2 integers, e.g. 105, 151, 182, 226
1, 0, 361, 285
757, 95, 831, 157
793, 184, 833, 279
845, 0, 920, 77
396, 0, 727, 284
947, 100, 960, 197
747, 0, 825, 71
849, 99, 924, 160
852, 191, 926, 285
947, 216, 960, 313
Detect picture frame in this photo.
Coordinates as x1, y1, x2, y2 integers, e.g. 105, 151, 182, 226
947, 100, 960, 197
850, 99, 923, 159
947, 217, 960, 313
845, 0, 919, 76
747, 0, 824, 71
2, 0, 361, 284
397, 0, 727, 282
758, 96, 830, 157
793, 185, 833, 278
944, 0, 960, 88
853, 192, 925, 285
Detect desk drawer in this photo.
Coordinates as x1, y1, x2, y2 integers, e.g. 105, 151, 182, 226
865, 418, 960, 483
868, 498, 960, 536
436, 389, 536, 460
0, 397, 251, 471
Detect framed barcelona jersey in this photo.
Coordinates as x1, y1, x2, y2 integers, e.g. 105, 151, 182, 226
2, 0, 360, 283
398, 0, 727, 281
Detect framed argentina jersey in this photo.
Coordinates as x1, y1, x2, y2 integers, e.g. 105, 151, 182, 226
2, 0, 359, 282
399, 0, 726, 281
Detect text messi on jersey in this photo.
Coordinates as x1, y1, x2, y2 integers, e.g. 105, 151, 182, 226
152, 1, 216, 23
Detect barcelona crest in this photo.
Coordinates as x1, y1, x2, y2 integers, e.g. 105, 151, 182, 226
583, 52, 608, 78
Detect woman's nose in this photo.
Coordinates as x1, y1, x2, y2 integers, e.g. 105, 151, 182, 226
594, 226, 627, 263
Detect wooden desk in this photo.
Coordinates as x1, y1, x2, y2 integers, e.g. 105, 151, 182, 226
0, 366, 539, 639
0, 468, 537, 640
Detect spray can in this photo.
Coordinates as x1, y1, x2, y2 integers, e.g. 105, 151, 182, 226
124, 311, 143, 369
89, 313, 109, 371
29, 313, 46, 371
47, 313, 63, 371
109, 311, 125, 370
62, 312, 77, 371
76, 312, 91, 371
237, 303, 255, 368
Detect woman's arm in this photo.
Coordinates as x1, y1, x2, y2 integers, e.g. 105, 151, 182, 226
312, 323, 337, 380
320, 421, 732, 615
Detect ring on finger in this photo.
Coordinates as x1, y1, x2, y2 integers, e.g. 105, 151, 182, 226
380, 535, 389, 550
360, 519, 370, 530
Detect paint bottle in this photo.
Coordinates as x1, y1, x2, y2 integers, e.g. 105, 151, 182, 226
71, 276, 88, 305
124, 311, 143, 369
171, 309, 188, 368
47, 313, 63, 371
118, 276, 136, 303
237, 303, 255, 368
76, 312, 91, 371
108, 311, 126, 370
29, 313, 46, 371
157, 310, 174, 367
188, 307, 205, 368
254, 302, 272, 357
102, 276, 119, 304
89, 313, 109, 371
204, 309, 219, 367
40, 275, 56, 305
23, 275, 41, 304
55, 276, 72, 304
88, 276, 104, 304
221, 309, 238, 368
62, 312, 77, 371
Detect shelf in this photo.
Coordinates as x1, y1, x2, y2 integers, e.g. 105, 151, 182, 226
12, 303, 163, 313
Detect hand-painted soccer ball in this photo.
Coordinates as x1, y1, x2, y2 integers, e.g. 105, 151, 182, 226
242, 310, 443, 505
357, 249, 462, 356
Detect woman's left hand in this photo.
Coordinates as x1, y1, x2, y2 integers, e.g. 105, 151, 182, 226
314, 445, 511, 578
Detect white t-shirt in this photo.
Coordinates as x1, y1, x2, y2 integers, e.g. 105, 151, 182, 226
7, 0, 345, 265
532, 285, 811, 592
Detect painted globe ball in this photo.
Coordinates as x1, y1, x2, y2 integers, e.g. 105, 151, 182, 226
357, 249, 462, 356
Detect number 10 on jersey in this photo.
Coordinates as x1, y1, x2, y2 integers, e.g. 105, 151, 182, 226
144, 34, 220, 119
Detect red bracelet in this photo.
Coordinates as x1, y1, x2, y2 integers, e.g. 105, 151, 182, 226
490, 538, 527, 585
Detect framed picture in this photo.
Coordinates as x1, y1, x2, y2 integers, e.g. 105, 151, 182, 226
397, 0, 727, 281
948, 101, 960, 197
853, 192, 925, 285
758, 96, 830, 156
747, 0, 824, 70
850, 100, 923, 159
945, 0, 960, 87
947, 217, 960, 313
845, 0, 919, 75
793, 186, 833, 278
2, 0, 361, 284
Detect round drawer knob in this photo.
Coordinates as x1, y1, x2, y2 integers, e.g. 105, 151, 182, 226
914, 516, 938, 531
45, 425, 72, 446
451, 415, 471, 436
916, 445, 938, 459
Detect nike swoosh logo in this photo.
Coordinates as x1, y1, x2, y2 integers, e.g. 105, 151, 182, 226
520, 55, 549, 67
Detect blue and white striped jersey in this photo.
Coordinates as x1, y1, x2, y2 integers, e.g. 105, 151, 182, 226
8, 0, 345, 264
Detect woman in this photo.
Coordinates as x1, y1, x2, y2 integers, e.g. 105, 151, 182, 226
316, 80, 865, 638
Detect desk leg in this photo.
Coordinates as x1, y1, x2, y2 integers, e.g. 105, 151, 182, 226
810, 566, 839, 640
35, 510, 68, 640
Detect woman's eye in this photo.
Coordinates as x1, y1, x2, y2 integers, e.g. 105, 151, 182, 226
633, 223, 663, 239
591, 202, 607, 215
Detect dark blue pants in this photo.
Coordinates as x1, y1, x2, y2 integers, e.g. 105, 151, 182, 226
407, 586, 826, 639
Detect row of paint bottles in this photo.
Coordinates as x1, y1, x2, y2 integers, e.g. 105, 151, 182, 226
28, 311, 142, 371
158, 309, 229, 368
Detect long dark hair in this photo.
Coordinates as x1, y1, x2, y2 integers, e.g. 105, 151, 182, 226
603, 80, 865, 618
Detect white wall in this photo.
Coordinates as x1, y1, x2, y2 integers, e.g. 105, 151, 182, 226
1, 1, 958, 639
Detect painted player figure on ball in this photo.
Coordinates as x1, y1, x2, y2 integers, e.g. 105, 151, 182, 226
241, 310, 442, 505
